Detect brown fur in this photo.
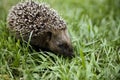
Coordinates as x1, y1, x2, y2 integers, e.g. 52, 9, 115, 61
27, 29, 74, 57
47, 29, 74, 57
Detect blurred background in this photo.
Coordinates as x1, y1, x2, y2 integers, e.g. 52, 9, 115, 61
0, 0, 120, 23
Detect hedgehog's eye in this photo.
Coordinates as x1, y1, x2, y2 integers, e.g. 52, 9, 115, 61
46, 32, 52, 41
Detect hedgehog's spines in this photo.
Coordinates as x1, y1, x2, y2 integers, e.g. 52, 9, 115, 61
7, 1, 66, 37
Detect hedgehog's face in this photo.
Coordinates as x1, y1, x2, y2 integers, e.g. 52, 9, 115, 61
46, 29, 74, 58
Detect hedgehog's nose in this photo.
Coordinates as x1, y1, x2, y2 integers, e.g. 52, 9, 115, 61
63, 49, 74, 58
67, 48, 74, 58
63, 51, 74, 58
70, 51, 75, 57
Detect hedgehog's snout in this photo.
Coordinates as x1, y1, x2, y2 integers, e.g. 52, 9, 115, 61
63, 47, 74, 58
58, 42, 74, 57
48, 30, 74, 58
67, 46, 74, 57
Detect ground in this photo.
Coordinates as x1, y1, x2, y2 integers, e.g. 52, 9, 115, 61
0, 0, 120, 80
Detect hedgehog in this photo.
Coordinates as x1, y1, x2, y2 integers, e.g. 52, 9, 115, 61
7, 1, 74, 57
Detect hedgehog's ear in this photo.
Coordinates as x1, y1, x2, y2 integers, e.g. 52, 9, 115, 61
46, 32, 52, 41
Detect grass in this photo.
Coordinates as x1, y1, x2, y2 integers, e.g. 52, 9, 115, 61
0, 0, 120, 80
